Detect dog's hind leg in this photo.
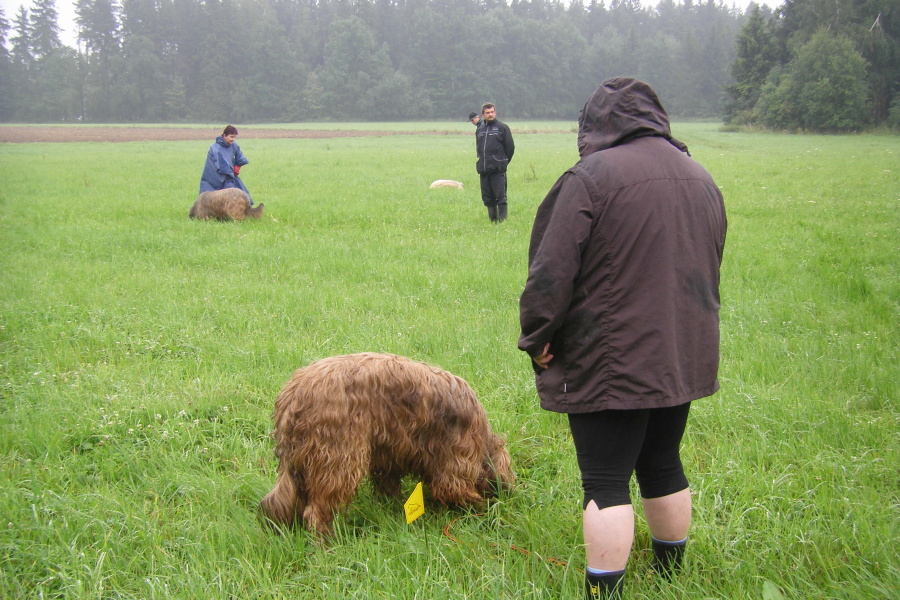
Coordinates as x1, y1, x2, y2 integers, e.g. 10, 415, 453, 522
302, 445, 370, 539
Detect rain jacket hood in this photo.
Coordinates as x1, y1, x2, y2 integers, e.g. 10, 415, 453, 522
577, 77, 689, 158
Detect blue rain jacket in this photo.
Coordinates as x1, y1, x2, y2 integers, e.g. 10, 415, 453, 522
199, 136, 252, 202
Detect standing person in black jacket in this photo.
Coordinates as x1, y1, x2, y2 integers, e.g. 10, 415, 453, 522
475, 103, 515, 222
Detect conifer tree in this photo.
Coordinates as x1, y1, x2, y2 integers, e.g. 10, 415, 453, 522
29, 0, 63, 60
724, 4, 778, 124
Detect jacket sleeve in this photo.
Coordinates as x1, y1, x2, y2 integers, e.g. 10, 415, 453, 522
518, 172, 593, 356
503, 124, 515, 162
233, 143, 250, 168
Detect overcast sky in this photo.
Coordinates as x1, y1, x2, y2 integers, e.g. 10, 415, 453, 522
2, 0, 778, 49
2, 0, 79, 46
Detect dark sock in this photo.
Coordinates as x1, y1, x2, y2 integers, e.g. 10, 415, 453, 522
651, 536, 686, 578
585, 568, 625, 599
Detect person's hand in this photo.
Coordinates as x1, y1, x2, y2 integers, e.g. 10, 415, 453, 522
532, 343, 553, 369
233, 165, 241, 175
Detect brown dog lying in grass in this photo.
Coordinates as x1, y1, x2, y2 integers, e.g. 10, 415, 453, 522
189, 188, 264, 221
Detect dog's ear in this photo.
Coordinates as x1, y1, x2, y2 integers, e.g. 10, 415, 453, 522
478, 463, 508, 496
479, 437, 515, 496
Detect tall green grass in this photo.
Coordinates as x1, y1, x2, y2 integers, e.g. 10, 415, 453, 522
1, 124, 897, 599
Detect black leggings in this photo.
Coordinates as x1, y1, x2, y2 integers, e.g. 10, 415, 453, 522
567, 403, 691, 510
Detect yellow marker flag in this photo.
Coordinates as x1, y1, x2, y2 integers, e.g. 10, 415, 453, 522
404, 482, 425, 524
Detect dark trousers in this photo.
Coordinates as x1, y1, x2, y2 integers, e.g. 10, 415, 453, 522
479, 171, 507, 209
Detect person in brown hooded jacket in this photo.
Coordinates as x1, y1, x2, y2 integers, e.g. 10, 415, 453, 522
518, 78, 726, 598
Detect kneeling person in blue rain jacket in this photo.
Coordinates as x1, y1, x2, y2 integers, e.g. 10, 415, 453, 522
199, 125, 253, 204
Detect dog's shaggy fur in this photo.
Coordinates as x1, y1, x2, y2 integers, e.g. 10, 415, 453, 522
189, 188, 264, 221
259, 352, 515, 538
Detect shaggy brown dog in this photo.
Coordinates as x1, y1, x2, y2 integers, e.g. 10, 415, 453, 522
189, 188, 264, 221
259, 353, 515, 538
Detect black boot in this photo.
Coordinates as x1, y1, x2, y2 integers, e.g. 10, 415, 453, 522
487, 205, 498, 222
651, 537, 686, 579
585, 569, 624, 599
497, 203, 508, 221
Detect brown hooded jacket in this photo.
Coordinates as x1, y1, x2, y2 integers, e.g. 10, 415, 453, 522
518, 78, 727, 413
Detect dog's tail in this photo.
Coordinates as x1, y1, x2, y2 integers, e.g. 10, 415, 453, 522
259, 462, 303, 529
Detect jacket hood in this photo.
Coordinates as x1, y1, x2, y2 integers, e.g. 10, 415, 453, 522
577, 77, 689, 157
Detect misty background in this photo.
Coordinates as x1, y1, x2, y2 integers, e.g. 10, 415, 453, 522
0, 0, 896, 130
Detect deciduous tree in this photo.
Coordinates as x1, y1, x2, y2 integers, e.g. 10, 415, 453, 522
756, 30, 871, 132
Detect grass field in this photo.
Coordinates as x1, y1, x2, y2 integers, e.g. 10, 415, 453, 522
1, 123, 897, 599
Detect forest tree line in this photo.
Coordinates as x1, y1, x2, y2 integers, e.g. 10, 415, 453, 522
725, 0, 898, 131
0, 0, 896, 131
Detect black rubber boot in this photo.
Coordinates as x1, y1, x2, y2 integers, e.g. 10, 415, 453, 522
487, 205, 498, 222
651, 537, 686, 579
585, 569, 624, 599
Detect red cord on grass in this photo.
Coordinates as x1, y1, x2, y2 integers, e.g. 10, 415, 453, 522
443, 514, 579, 573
